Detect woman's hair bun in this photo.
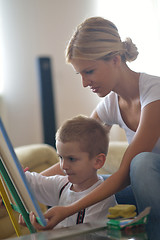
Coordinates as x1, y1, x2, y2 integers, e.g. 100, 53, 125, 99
122, 38, 139, 62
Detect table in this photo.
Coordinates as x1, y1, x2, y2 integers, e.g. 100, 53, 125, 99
6, 222, 148, 240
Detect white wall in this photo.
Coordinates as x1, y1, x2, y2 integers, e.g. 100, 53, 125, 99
0, 0, 106, 147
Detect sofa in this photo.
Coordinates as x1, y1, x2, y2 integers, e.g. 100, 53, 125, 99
0, 141, 137, 239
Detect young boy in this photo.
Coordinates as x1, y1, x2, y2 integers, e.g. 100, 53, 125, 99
20, 115, 116, 229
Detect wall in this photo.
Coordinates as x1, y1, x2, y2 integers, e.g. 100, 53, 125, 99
1, 0, 160, 147
1, 0, 114, 147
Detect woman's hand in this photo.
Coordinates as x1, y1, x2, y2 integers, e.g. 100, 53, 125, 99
29, 206, 69, 231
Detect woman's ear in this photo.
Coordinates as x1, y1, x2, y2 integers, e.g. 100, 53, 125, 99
112, 54, 121, 66
94, 153, 106, 170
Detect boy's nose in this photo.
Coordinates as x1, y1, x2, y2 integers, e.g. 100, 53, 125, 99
61, 159, 69, 170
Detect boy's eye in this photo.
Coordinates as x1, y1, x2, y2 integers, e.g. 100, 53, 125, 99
69, 157, 76, 162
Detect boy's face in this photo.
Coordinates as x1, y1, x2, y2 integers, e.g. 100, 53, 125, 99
56, 140, 98, 191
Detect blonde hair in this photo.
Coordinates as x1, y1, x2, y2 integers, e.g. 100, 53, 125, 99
56, 115, 109, 158
66, 17, 138, 63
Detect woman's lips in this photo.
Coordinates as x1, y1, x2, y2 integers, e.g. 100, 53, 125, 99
90, 87, 100, 93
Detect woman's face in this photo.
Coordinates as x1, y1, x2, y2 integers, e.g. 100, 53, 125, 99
70, 58, 120, 97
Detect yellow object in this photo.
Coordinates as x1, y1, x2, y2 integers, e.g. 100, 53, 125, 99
107, 204, 137, 219
0, 178, 21, 237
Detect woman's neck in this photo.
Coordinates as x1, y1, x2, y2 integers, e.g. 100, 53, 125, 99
113, 64, 140, 103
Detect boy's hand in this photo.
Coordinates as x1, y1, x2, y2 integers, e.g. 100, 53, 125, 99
18, 214, 27, 227
29, 206, 68, 231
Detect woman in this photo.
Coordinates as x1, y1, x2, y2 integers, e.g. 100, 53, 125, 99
34, 17, 160, 237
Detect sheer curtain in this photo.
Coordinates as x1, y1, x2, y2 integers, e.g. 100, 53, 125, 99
96, 0, 160, 76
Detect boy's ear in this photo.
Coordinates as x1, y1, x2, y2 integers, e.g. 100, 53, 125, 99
94, 153, 106, 170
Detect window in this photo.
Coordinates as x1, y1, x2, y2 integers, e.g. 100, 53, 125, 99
96, 0, 160, 76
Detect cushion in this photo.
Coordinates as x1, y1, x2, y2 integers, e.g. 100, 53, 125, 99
98, 141, 128, 175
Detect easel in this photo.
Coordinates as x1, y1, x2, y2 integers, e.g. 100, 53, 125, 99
0, 177, 21, 237
0, 117, 46, 236
0, 159, 36, 234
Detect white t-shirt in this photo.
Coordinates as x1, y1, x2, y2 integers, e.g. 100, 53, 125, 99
25, 172, 116, 228
96, 73, 160, 154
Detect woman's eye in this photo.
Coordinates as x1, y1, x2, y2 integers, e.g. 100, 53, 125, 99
85, 70, 94, 74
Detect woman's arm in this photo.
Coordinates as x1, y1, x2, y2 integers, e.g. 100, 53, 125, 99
41, 162, 65, 176
91, 109, 112, 132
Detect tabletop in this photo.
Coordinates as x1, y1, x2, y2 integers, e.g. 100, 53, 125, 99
6, 222, 148, 240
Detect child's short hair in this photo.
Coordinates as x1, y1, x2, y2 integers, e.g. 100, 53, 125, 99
56, 115, 109, 158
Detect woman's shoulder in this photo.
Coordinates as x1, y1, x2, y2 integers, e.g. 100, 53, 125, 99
139, 73, 160, 109
140, 72, 160, 86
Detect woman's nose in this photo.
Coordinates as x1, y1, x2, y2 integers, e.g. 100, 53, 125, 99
82, 75, 90, 88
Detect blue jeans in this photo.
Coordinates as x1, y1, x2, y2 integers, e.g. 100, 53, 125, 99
130, 152, 160, 239
101, 174, 137, 208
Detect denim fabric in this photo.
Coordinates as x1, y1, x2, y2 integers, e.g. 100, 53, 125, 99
101, 174, 137, 208
130, 152, 160, 239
